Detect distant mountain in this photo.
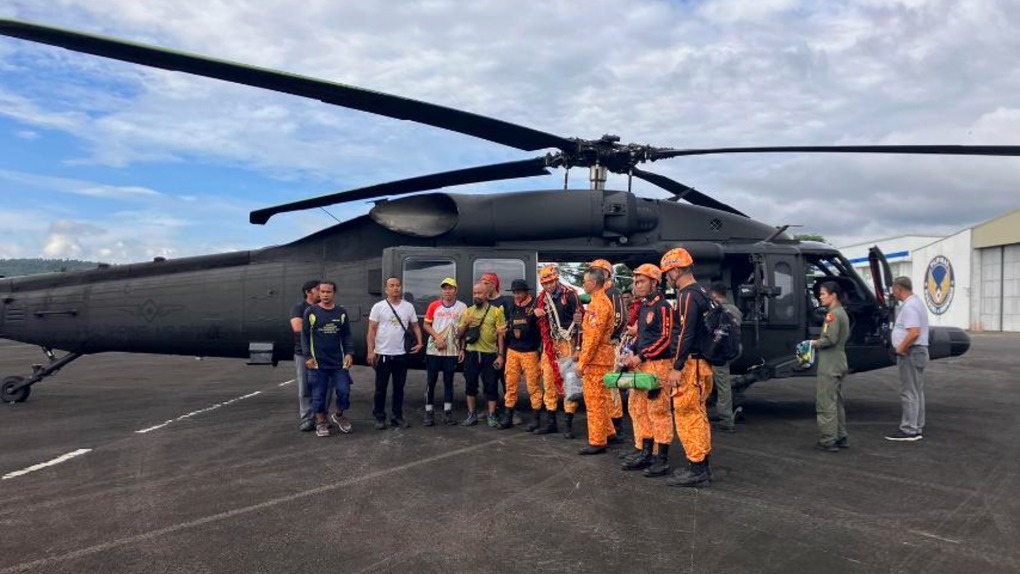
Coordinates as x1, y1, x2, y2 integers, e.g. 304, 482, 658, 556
0, 258, 104, 278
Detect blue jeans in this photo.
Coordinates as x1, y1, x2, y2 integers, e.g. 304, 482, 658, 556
309, 368, 352, 415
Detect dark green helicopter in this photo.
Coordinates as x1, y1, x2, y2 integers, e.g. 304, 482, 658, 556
0, 18, 998, 404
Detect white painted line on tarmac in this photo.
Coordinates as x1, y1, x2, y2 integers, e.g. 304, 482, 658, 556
278, 379, 296, 387
134, 391, 263, 434
2, 449, 93, 481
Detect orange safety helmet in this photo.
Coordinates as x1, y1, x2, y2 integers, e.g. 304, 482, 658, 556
660, 247, 694, 274
633, 263, 662, 283
588, 259, 614, 276
539, 265, 560, 284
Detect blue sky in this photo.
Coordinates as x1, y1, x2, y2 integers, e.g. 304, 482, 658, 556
2, 0, 1019, 262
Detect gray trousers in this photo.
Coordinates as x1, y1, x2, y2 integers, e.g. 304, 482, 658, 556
816, 372, 847, 445
713, 363, 734, 426
295, 354, 312, 422
897, 346, 928, 435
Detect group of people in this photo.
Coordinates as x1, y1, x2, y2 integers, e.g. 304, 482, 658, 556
290, 247, 932, 489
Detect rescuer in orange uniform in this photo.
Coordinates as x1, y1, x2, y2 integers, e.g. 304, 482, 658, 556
534, 265, 583, 438
661, 247, 715, 487
588, 259, 627, 441
576, 266, 618, 454
618, 264, 677, 474
499, 279, 544, 431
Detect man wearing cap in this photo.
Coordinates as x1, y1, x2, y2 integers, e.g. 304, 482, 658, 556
499, 279, 544, 430
576, 266, 619, 454
534, 265, 583, 438
589, 259, 627, 441
423, 278, 467, 426
661, 247, 715, 487
619, 264, 677, 474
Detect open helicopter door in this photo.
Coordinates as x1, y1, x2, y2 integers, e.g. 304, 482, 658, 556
381, 247, 538, 317
868, 246, 897, 314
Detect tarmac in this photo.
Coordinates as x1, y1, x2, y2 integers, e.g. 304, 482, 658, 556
1, 333, 1018, 573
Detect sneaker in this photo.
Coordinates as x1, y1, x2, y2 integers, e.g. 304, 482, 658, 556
814, 441, 839, 453
316, 424, 330, 437
423, 410, 435, 427
299, 419, 315, 432
487, 413, 500, 428
835, 436, 849, 449
461, 411, 479, 426
374, 419, 387, 430
713, 422, 736, 433
391, 417, 410, 429
332, 413, 352, 434
443, 410, 457, 425
884, 430, 923, 442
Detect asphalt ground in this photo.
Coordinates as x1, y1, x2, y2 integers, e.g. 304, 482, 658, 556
1, 334, 1018, 574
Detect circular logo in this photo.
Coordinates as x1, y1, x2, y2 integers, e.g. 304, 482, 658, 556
924, 256, 955, 315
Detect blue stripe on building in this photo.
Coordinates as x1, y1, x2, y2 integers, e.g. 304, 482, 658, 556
847, 250, 910, 264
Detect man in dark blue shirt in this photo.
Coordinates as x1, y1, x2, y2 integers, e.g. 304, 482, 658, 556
302, 281, 354, 437
291, 279, 320, 432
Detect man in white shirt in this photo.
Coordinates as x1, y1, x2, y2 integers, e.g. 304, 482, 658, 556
368, 277, 423, 429
422, 277, 467, 426
886, 276, 929, 442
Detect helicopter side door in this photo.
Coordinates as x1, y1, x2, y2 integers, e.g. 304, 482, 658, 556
381, 246, 537, 333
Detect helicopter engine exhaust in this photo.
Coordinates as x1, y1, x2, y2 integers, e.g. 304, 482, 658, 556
929, 326, 971, 359
369, 190, 658, 242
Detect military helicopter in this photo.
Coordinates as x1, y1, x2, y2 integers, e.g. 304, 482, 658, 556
0, 18, 1001, 404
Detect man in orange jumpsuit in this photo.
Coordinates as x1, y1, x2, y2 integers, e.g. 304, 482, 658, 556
534, 265, 583, 438
588, 259, 627, 441
499, 279, 544, 430
619, 264, 677, 475
576, 266, 618, 454
661, 247, 715, 487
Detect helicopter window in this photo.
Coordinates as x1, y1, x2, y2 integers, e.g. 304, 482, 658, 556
402, 258, 456, 310
772, 261, 796, 321
474, 258, 527, 298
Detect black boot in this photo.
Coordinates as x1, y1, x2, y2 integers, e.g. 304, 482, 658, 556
622, 439, 654, 471
563, 413, 576, 439
526, 408, 542, 432
498, 407, 515, 430
612, 417, 624, 437
535, 410, 558, 435
579, 444, 607, 455
643, 444, 670, 477
667, 458, 711, 488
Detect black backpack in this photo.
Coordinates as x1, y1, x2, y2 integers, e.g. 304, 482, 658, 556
697, 288, 742, 366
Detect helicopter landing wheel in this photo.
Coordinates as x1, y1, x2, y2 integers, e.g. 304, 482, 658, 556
2, 376, 30, 403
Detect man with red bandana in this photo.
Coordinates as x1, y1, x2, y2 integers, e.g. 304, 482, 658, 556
534, 265, 583, 438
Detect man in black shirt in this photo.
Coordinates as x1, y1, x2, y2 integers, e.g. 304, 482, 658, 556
499, 279, 543, 430
661, 248, 715, 487
481, 272, 512, 423
301, 281, 355, 438
290, 279, 320, 432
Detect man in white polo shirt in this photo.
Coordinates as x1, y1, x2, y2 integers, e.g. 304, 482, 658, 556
367, 276, 423, 430
886, 276, 929, 442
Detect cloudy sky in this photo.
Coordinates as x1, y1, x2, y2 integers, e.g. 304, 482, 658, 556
1, 0, 1019, 262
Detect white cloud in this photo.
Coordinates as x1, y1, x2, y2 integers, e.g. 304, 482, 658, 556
0, 0, 1019, 258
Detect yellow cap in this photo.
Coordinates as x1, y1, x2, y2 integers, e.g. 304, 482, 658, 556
440, 277, 457, 288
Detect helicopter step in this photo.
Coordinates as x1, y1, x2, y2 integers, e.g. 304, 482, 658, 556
1, 347, 83, 404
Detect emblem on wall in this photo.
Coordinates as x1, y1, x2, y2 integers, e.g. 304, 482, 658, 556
924, 256, 955, 315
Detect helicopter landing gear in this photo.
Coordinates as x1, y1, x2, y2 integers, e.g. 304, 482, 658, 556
2, 375, 29, 403
2, 348, 83, 404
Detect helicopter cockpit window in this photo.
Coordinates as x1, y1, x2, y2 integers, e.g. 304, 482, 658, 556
402, 258, 456, 310
474, 258, 526, 298
805, 254, 865, 307
772, 261, 796, 321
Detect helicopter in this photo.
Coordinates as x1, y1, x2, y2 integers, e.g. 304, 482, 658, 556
0, 18, 1000, 404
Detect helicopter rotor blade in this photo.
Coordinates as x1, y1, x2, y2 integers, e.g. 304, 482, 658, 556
631, 168, 747, 217
649, 145, 1020, 160
0, 18, 575, 153
250, 157, 551, 224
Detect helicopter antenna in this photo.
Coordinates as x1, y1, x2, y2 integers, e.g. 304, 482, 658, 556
627, 169, 633, 194
563, 168, 569, 190
318, 207, 342, 224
